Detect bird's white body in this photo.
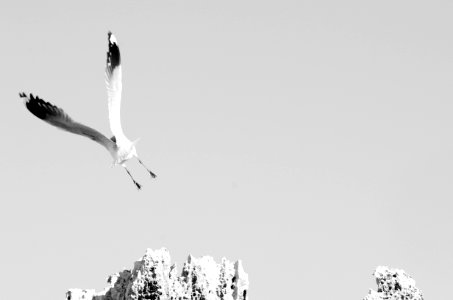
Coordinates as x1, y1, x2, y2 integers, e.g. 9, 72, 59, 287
114, 140, 138, 166
20, 32, 156, 189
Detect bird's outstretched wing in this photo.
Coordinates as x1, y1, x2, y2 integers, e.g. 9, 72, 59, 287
105, 32, 127, 143
19, 92, 116, 153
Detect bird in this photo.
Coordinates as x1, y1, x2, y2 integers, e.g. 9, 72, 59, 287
19, 32, 156, 190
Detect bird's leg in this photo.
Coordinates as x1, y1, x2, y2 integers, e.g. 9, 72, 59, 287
124, 167, 142, 190
136, 158, 157, 178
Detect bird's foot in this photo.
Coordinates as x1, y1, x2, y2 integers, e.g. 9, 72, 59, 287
134, 181, 142, 190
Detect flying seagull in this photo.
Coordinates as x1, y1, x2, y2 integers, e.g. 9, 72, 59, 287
19, 32, 156, 190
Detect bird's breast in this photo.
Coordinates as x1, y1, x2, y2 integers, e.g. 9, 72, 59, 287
114, 147, 134, 165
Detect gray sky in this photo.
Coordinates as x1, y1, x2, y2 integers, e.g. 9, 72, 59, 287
1, 1, 452, 299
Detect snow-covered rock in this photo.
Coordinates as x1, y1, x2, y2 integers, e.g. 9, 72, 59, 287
364, 266, 423, 300
66, 248, 249, 300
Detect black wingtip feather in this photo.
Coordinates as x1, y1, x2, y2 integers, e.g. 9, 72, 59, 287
106, 32, 120, 72
21, 93, 62, 121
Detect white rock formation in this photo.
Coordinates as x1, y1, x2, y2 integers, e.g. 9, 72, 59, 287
364, 266, 423, 300
66, 248, 249, 300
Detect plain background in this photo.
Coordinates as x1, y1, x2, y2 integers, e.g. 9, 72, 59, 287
1, 1, 452, 299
